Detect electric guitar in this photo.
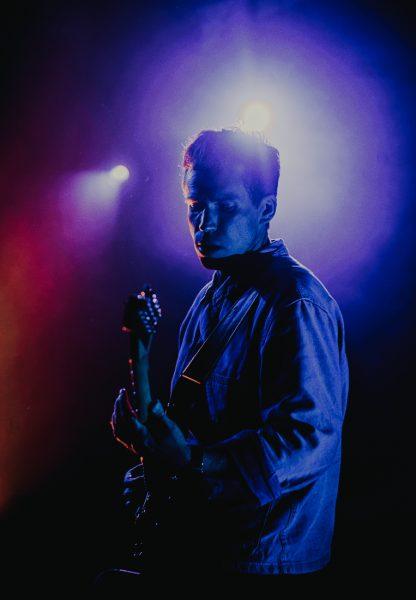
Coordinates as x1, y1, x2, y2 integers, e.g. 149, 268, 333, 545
121, 285, 185, 567
119, 282, 259, 570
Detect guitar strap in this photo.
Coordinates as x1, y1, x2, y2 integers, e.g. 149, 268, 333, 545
180, 286, 259, 385
166, 286, 259, 432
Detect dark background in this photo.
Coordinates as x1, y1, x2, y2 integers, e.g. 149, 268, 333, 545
0, 0, 414, 589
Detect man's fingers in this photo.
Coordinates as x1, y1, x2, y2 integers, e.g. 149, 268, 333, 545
111, 388, 157, 454
146, 399, 171, 439
118, 387, 137, 418
146, 399, 188, 447
111, 388, 138, 442
111, 391, 188, 468
148, 398, 165, 419
111, 389, 128, 431
131, 418, 156, 452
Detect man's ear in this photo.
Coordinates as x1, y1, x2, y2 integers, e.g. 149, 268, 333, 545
258, 194, 277, 225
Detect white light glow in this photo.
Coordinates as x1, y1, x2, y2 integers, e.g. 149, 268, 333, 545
109, 165, 130, 182
240, 101, 271, 132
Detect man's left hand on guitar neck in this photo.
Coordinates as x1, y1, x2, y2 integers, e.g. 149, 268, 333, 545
111, 388, 192, 472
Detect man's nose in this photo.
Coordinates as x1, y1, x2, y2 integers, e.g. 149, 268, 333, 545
198, 207, 217, 232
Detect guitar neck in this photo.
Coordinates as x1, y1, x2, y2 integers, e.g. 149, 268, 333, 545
128, 332, 153, 423
122, 284, 161, 423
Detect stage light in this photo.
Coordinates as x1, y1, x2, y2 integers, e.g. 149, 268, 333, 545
109, 165, 130, 182
240, 101, 271, 132
61, 168, 127, 252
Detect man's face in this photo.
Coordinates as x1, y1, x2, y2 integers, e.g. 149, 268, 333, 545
183, 166, 265, 259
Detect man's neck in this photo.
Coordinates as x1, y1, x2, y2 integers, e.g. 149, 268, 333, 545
200, 235, 272, 275
253, 234, 271, 252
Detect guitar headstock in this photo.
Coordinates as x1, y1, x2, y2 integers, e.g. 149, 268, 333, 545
121, 284, 162, 342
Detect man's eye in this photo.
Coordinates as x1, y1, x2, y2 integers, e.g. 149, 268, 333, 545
186, 200, 202, 211
220, 202, 236, 212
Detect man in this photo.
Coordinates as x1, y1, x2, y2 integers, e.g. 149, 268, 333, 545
111, 128, 349, 576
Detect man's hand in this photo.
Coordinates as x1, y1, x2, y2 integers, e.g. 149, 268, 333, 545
110, 388, 191, 471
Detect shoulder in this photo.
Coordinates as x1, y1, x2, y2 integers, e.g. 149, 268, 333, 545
258, 253, 338, 315
254, 254, 346, 346
257, 257, 346, 349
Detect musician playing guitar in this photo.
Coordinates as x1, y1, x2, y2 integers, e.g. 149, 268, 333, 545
110, 128, 349, 577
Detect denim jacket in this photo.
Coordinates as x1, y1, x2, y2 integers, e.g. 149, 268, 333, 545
166, 238, 349, 574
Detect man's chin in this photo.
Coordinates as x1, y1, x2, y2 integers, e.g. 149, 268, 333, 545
199, 254, 226, 269
198, 251, 242, 271
195, 246, 229, 268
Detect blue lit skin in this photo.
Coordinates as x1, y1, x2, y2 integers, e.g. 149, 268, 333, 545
183, 167, 277, 260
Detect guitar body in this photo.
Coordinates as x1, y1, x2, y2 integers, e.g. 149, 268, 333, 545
125, 459, 212, 573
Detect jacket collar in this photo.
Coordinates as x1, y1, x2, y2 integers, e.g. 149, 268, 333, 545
210, 238, 289, 287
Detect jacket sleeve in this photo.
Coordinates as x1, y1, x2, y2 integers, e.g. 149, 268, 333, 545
201, 297, 348, 507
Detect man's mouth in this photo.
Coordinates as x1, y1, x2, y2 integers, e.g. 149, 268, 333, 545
196, 241, 221, 254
